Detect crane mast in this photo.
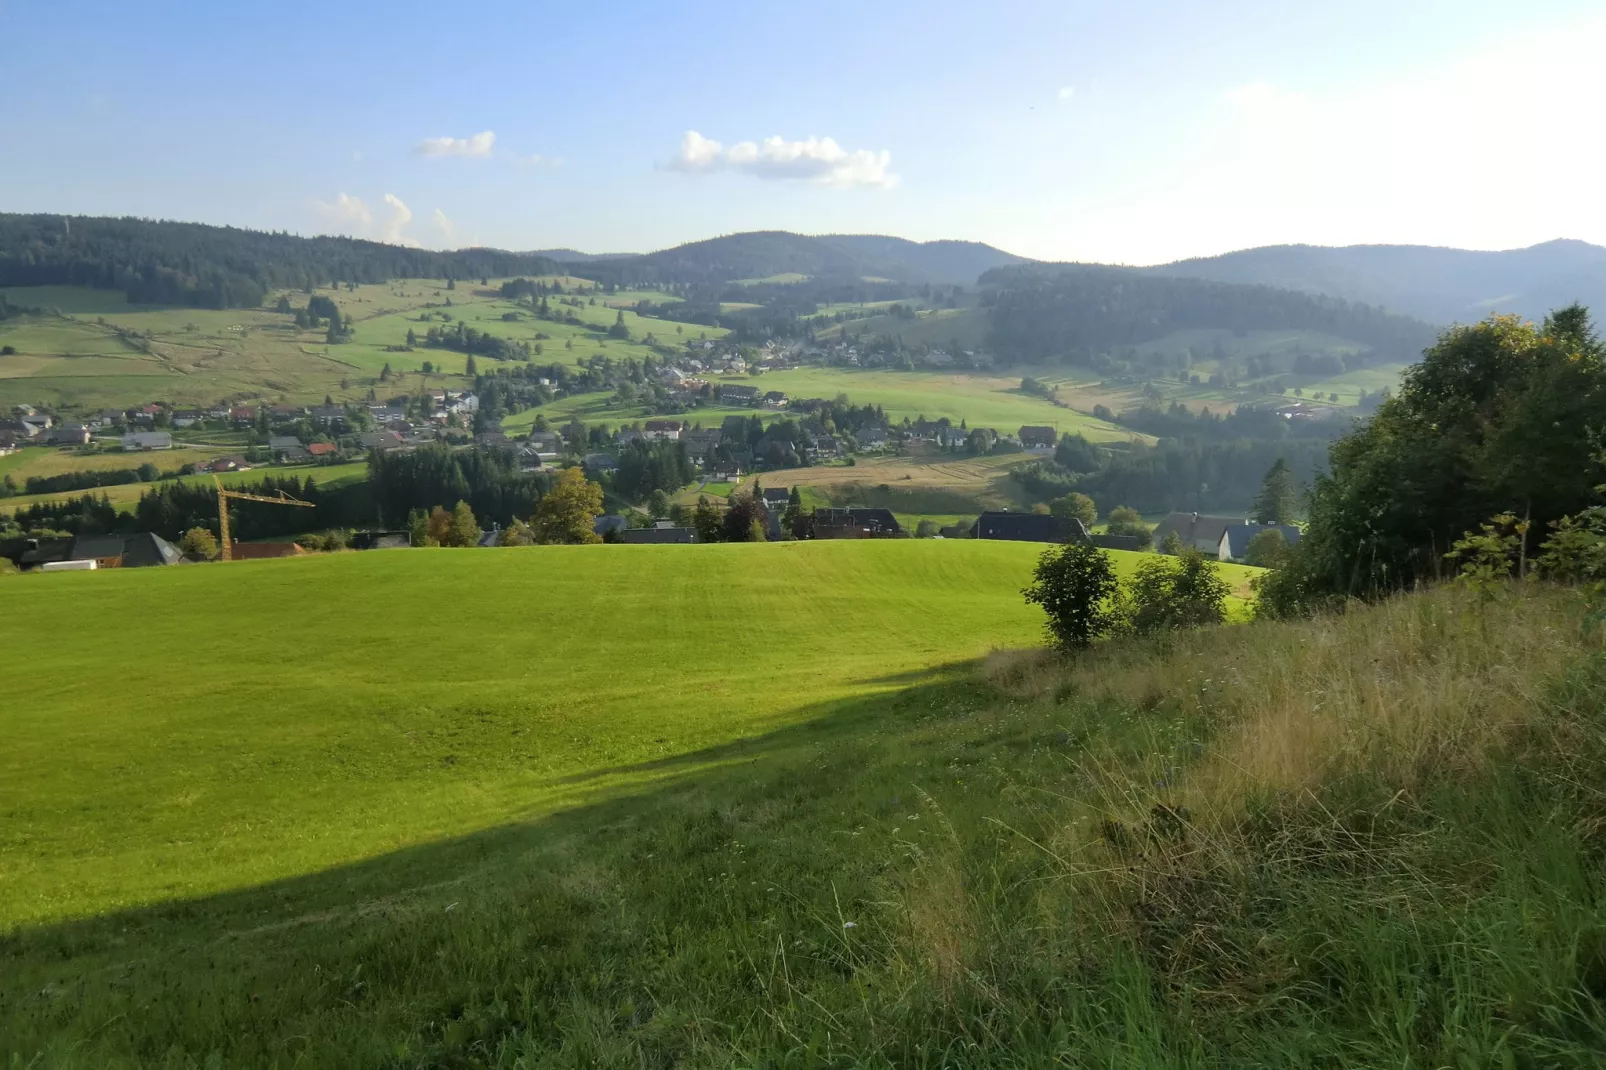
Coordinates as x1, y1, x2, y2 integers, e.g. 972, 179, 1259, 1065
214, 475, 316, 561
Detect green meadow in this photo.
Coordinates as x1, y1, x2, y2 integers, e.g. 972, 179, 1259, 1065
0, 541, 1050, 929
4, 551, 1602, 1066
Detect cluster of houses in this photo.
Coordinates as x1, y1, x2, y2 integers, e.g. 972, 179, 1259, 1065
953, 510, 1300, 563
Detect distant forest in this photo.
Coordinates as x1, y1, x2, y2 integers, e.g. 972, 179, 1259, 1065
979, 265, 1436, 367
0, 215, 561, 310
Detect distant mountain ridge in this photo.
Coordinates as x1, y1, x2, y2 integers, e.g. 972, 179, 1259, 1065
1146, 239, 1606, 324
561, 231, 1033, 287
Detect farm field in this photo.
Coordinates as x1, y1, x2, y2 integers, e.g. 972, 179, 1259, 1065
0, 280, 724, 412
712, 368, 1145, 440
681, 450, 1038, 520
0, 442, 242, 482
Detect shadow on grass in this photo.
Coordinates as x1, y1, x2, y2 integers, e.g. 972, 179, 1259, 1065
0, 663, 1006, 1063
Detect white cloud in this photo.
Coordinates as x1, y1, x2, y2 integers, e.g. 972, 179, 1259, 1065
380, 194, 416, 246
433, 208, 456, 243
416, 130, 496, 158
313, 192, 372, 231
667, 129, 898, 189
669, 130, 726, 172
1057, 85, 1075, 101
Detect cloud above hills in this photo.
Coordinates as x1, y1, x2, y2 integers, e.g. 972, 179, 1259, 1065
416, 131, 496, 158
667, 130, 897, 189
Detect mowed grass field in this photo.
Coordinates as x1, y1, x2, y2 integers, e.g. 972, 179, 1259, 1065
0, 541, 1044, 929
0, 540, 1260, 931
7, 568, 1595, 1067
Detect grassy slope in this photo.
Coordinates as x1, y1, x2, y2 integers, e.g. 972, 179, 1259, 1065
0, 282, 725, 411
0, 541, 1071, 929
2, 580, 1600, 1066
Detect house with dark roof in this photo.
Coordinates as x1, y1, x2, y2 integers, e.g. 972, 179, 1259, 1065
803, 508, 903, 539
642, 419, 683, 440
971, 511, 1078, 543
68, 532, 184, 568
1151, 513, 1244, 555
1018, 426, 1058, 448
120, 431, 172, 451
1217, 521, 1301, 563
619, 526, 697, 544
720, 384, 760, 406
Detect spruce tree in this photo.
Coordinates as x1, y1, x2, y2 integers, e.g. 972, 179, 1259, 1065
1253, 458, 1297, 524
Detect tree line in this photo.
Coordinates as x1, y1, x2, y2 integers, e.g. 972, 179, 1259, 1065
0, 214, 563, 310
979, 264, 1435, 368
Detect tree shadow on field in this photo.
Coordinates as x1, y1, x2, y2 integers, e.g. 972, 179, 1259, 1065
0, 660, 1007, 1064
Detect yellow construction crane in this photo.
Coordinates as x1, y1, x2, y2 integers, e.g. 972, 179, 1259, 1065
214, 475, 316, 561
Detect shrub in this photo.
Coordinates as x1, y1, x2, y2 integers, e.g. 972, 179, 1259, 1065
1105, 505, 1152, 549
1245, 528, 1293, 569
1128, 550, 1231, 635
1022, 542, 1120, 651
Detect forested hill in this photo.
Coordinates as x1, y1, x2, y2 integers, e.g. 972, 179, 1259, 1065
569, 231, 1032, 287
1146, 239, 1606, 324
979, 263, 1436, 365
0, 215, 561, 310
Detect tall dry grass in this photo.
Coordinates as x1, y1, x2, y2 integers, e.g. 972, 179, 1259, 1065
989, 584, 1596, 816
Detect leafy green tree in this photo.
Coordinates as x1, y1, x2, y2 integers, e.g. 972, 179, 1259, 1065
407, 507, 430, 547
178, 527, 218, 561
1127, 550, 1231, 635
532, 467, 603, 544
1053, 435, 1103, 473
1285, 308, 1606, 603
1105, 506, 1152, 549
447, 500, 480, 547
1252, 458, 1297, 524
1050, 492, 1096, 528
498, 519, 536, 546
425, 506, 453, 546
1022, 542, 1120, 652
721, 487, 768, 542
1245, 528, 1293, 569
647, 489, 671, 517
692, 495, 723, 543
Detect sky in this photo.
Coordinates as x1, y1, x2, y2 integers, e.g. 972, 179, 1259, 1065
2, 0, 1604, 263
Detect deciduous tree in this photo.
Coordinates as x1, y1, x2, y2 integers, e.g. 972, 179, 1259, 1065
531, 467, 603, 544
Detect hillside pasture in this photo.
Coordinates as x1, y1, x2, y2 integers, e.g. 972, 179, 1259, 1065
0, 280, 727, 412
713, 368, 1146, 441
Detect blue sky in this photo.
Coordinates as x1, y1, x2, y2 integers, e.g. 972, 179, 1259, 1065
3, 0, 1603, 262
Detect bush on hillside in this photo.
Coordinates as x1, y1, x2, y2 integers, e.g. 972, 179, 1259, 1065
1125, 549, 1231, 635
1022, 542, 1120, 651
